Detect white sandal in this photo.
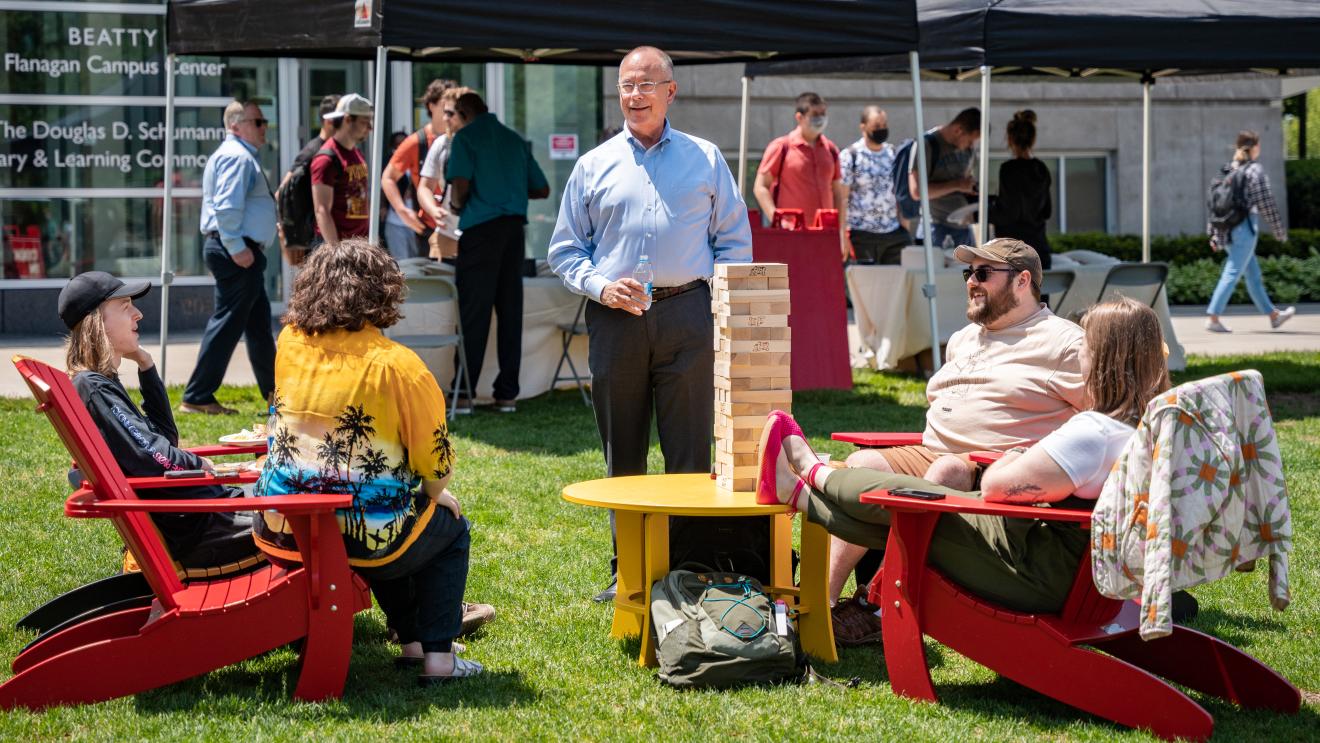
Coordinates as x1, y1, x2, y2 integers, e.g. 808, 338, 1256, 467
417, 656, 484, 686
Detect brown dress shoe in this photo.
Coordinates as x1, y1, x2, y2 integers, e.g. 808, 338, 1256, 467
177, 401, 238, 415
832, 595, 884, 647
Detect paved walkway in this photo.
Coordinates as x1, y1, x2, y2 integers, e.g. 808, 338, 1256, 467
4, 305, 1320, 398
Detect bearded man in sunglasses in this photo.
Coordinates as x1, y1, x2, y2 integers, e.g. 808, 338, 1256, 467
180, 99, 277, 416
828, 238, 1085, 645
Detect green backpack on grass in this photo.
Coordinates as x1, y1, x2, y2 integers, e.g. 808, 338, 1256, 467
650, 570, 802, 689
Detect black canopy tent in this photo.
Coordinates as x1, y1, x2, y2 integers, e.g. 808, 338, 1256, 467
744, 0, 1320, 260
156, 0, 930, 374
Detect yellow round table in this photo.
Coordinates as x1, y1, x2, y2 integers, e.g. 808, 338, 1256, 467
562, 473, 836, 666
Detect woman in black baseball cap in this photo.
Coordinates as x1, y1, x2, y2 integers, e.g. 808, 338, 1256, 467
58, 272, 262, 575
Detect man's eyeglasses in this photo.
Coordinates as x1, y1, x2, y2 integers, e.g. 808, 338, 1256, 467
616, 80, 672, 95
962, 266, 1018, 283
244, 117, 269, 127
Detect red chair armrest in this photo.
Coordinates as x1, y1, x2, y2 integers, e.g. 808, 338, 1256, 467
125, 472, 259, 489
831, 432, 923, 447
187, 443, 267, 457
859, 489, 1092, 525
969, 450, 1003, 465
66, 490, 350, 518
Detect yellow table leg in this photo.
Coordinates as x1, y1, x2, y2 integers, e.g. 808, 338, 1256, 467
797, 519, 838, 663
610, 510, 646, 640
770, 513, 793, 584
638, 512, 670, 667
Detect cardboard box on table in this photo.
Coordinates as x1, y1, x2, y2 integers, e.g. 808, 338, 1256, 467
712, 263, 792, 492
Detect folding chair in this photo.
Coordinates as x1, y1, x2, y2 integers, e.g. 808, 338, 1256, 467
389, 275, 473, 419
2, 356, 371, 710
1097, 262, 1169, 308
1039, 268, 1075, 313
551, 296, 591, 406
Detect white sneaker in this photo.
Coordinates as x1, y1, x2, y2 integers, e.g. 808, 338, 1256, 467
1271, 306, 1296, 329
1205, 318, 1232, 333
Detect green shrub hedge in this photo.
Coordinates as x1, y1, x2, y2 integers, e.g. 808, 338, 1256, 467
1285, 159, 1320, 229
1050, 231, 1320, 305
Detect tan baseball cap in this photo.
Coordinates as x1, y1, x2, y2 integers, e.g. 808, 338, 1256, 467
954, 238, 1042, 288
323, 93, 374, 120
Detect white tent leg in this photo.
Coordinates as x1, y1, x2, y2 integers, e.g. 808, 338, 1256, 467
158, 52, 177, 379
368, 45, 388, 247
911, 51, 941, 371
1141, 76, 1152, 263
738, 76, 750, 196
978, 65, 990, 245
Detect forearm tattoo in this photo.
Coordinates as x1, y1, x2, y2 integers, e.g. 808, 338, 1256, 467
1004, 482, 1045, 498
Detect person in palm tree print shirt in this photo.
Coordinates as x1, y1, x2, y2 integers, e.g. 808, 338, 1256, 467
255, 238, 483, 681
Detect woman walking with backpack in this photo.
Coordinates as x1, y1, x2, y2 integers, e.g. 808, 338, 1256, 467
1205, 130, 1294, 333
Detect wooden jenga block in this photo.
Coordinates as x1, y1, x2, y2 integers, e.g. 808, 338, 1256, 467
715, 400, 781, 416
714, 436, 758, 453
723, 326, 791, 341
719, 339, 792, 354
767, 277, 790, 289
721, 276, 768, 290
716, 314, 789, 329
715, 263, 788, 279
716, 289, 791, 304
749, 302, 791, 315
724, 389, 792, 404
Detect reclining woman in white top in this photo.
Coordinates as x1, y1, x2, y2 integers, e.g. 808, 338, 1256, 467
756, 296, 1171, 613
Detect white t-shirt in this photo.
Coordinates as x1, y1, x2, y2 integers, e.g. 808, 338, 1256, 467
419, 132, 451, 181
1038, 410, 1135, 500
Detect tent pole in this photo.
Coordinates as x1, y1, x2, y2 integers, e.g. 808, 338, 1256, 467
911, 51, 941, 371
158, 52, 176, 380
738, 75, 750, 196
978, 65, 990, 245
1141, 75, 1152, 263
368, 45, 388, 247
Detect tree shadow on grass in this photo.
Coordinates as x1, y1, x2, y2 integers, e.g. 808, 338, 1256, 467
134, 616, 537, 719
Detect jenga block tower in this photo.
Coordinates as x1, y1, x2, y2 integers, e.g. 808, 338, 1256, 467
712, 262, 792, 492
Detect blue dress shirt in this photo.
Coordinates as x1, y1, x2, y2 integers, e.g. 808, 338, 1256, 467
200, 134, 277, 256
547, 121, 752, 301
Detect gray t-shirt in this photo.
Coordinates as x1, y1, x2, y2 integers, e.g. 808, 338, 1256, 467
924, 131, 975, 226
419, 132, 451, 181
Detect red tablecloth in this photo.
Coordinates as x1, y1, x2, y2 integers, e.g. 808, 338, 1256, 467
751, 226, 852, 390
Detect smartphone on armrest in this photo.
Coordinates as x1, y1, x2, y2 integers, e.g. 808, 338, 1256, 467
887, 487, 947, 501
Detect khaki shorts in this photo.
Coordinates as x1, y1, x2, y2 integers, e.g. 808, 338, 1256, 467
429, 230, 459, 259
877, 444, 977, 481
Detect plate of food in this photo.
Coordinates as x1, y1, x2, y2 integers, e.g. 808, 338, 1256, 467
219, 424, 266, 446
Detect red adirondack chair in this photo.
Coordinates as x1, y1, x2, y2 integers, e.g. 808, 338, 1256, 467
833, 432, 1300, 741
2, 356, 372, 710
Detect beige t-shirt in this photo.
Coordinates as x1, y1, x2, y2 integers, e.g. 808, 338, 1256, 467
923, 305, 1086, 454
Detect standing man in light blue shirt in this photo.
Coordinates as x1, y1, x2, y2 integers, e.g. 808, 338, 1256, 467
548, 46, 752, 601
180, 100, 277, 415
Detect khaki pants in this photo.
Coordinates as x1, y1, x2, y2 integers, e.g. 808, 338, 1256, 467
429, 230, 458, 260
805, 467, 1088, 613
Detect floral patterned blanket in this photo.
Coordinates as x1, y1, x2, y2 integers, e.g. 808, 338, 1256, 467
1092, 370, 1292, 640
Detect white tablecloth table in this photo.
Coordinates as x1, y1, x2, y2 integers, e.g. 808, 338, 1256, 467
390, 275, 589, 401
847, 263, 1186, 372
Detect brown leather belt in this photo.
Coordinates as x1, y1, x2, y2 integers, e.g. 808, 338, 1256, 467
651, 279, 705, 302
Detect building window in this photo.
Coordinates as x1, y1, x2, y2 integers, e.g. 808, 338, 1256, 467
987, 153, 1111, 234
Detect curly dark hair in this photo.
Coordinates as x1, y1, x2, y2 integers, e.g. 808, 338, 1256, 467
283, 238, 405, 333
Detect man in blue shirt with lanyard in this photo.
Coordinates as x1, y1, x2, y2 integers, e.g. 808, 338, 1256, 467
548, 46, 753, 601
180, 100, 277, 415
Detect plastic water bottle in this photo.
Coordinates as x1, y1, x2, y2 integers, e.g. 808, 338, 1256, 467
265, 404, 277, 453
633, 254, 654, 311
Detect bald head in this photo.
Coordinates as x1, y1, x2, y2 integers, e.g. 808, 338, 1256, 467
621, 46, 674, 79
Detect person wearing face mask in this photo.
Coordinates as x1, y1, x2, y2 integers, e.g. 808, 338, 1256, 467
838, 105, 909, 264
753, 92, 846, 243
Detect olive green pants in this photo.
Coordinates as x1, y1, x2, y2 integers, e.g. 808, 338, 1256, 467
805, 468, 1088, 614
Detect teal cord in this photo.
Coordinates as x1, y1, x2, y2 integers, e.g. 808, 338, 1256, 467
703, 581, 771, 640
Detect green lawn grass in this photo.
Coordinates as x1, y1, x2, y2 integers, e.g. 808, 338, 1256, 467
0, 355, 1316, 741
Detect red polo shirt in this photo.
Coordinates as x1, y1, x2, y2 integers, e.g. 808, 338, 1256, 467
758, 128, 841, 225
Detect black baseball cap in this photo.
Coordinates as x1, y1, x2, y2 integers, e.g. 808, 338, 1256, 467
58, 271, 151, 329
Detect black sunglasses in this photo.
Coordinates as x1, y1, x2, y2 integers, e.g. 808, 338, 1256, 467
245, 117, 269, 127
962, 266, 1018, 283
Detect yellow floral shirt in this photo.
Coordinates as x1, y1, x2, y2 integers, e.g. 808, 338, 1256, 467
255, 325, 454, 567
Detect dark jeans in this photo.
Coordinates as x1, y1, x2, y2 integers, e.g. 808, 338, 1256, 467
850, 227, 910, 265
454, 216, 525, 401
586, 283, 714, 576
183, 235, 276, 404
920, 222, 974, 248
359, 508, 471, 654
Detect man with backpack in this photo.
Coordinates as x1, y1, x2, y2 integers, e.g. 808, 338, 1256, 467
311, 93, 374, 249
838, 105, 908, 264
380, 79, 455, 260
894, 107, 980, 248
275, 94, 339, 267
753, 92, 846, 250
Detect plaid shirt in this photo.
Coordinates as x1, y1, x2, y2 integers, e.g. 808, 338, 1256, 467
1209, 160, 1286, 247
